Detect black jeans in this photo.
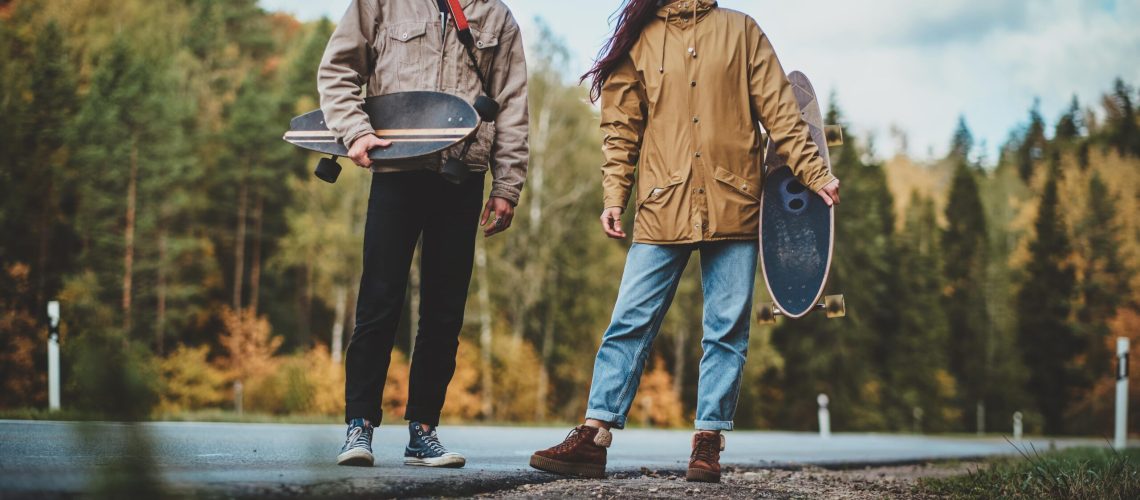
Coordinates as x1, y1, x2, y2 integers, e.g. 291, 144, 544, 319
344, 170, 484, 426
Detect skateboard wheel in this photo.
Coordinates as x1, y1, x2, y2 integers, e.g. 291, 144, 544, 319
315, 157, 342, 184
441, 158, 470, 185
824, 295, 846, 319
757, 303, 777, 324
473, 95, 500, 123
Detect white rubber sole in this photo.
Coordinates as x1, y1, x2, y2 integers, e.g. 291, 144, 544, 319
337, 448, 375, 467
404, 453, 466, 468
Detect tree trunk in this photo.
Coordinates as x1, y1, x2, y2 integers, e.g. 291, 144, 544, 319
232, 175, 248, 311
673, 327, 688, 400
536, 271, 557, 422
299, 262, 313, 342
331, 284, 347, 364
476, 238, 494, 419
156, 226, 168, 355
122, 134, 139, 334
248, 192, 264, 315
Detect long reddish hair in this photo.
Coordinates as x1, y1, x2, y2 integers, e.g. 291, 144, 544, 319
581, 0, 661, 103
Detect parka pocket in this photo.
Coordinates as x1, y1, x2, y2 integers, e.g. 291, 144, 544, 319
708, 166, 761, 236
713, 167, 760, 203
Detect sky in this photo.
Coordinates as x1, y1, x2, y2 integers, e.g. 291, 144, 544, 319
260, 0, 1140, 162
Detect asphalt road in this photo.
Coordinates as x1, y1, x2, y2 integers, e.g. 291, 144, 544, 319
0, 420, 1107, 498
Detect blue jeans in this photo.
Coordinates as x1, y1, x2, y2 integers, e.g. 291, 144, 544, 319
585, 241, 758, 431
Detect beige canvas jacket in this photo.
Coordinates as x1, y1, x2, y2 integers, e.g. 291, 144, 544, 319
318, 0, 529, 204
601, 0, 835, 244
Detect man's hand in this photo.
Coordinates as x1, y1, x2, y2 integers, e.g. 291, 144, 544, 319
816, 179, 841, 207
600, 207, 626, 239
481, 197, 515, 237
347, 134, 392, 168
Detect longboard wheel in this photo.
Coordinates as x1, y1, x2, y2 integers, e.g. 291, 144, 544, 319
757, 303, 777, 324
315, 157, 342, 184
473, 96, 500, 123
824, 295, 846, 319
441, 158, 470, 184
824, 125, 844, 147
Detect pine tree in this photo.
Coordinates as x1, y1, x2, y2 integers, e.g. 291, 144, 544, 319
1016, 101, 1047, 182
890, 193, 957, 431
1016, 163, 1078, 435
942, 123, 991, 432
1106, 79, 1139, 157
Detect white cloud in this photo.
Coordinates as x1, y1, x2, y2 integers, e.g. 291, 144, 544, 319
260, 0, 1140, 162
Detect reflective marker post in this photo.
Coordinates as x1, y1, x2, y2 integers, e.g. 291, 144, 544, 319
817, 394, 831, 439
47, 301, 61, 412
1116, 338, 1130, 451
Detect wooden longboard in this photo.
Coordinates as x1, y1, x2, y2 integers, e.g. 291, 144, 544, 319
283, 91, 478, 161
758, 71, 844, 321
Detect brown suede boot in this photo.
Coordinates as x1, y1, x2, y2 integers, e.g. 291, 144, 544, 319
686, 431, 725, 483
529, 425, 611, 479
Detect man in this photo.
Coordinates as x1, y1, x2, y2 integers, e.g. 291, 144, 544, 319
529, 0, 839, 483
319, 0, 528, 468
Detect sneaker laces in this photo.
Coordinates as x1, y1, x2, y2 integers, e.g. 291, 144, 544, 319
420, 429, 449, 455
345, 425, 371, 449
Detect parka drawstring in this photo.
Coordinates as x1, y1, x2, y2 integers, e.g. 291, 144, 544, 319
660, 10, 669, 73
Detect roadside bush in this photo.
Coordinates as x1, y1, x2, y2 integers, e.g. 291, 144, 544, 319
157, 344, 226, 414
70, 329, 160, 421
628, 356, 685, 428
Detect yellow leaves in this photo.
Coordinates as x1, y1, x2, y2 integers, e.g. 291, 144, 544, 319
217, 306, 282, 384
628, 356, 685, 428
157, 345, 226, 414
443, 341, 483, 421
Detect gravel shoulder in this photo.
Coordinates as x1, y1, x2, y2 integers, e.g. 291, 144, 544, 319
479, 462, 980, 499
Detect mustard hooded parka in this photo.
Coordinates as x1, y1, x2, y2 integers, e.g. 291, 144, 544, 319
601, 0, 835, 244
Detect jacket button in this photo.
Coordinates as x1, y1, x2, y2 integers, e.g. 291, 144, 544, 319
477, 41, 485, 48
693, 116, 699, 123
695, 152, 702, 158
699, 188, 705, 194
402, 32, 408, 39
691, 81, 697, 87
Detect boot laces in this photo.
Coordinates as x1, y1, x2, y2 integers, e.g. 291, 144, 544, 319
551, 427, 588, 453
693, 435, 719, 463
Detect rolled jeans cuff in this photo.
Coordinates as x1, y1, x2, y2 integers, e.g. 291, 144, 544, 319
585, 409, 627, 430
695, 420, 734, 431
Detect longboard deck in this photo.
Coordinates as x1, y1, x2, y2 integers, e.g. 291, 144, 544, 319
283, 91, 478, 161
759, 71, 835, 319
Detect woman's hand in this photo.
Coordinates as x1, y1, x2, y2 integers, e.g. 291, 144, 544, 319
600, 207, 626, 239
816, 179, 841, 206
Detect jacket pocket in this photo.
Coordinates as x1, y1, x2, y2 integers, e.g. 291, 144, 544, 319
708, 166, 761, 237
446, 120, 496, 168
713, 166, 760, 202
385, 22, 430, 89
458, 26, 501, 90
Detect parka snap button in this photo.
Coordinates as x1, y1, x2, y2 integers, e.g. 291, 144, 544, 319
477, 41, 485, 48
695, 152, 702, 158
402, 32, 408, 39
691, 81, 697, 87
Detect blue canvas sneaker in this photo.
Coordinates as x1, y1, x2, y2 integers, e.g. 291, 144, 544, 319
404, 421, 466, 468
337, 418, 374, 466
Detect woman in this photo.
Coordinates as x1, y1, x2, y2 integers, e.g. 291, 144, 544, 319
529, 0, 841, 483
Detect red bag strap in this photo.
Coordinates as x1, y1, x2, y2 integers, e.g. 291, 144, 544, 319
443, 0, 475, 47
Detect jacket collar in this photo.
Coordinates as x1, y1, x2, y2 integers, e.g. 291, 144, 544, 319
656, 0, 717, 21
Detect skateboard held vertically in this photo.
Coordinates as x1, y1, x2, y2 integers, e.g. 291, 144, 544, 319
757, 71, 846, 323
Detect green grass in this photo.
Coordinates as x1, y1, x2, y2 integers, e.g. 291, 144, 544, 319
920, 445, 1140, 499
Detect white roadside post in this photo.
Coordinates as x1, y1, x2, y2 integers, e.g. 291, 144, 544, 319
818, 394, 831, 439
1013, 411, 1023, 442
47, 300, 61, 412
1116, 338, 1130, 450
